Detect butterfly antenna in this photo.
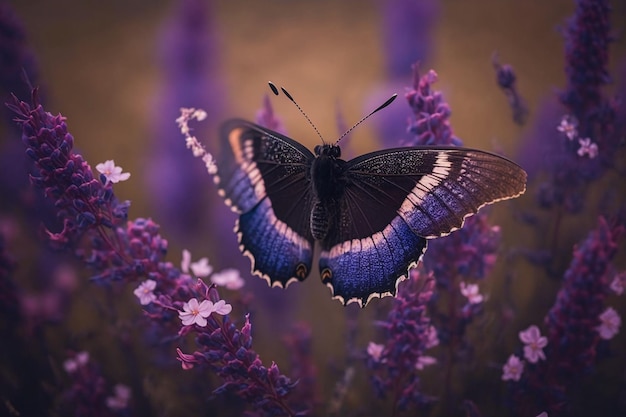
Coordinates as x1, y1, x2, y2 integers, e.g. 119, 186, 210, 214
268, 81, 326, 144
335, 93, 397, 145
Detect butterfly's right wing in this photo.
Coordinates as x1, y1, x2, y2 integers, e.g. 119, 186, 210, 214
319, 147, 526, 306
215, 119, 316, 287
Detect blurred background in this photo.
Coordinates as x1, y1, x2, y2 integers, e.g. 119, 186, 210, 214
2, 0, 626, 415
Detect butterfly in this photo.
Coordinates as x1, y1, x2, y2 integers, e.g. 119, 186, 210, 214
213, 88, 526, 307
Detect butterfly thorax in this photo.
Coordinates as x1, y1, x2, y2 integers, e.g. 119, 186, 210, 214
310, 144, 346, 241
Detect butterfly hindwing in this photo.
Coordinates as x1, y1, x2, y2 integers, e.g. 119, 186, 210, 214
215, 120, 316, 287
320, 147, 526, 305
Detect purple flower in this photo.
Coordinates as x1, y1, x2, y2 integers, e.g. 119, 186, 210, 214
502, 355, 524, 382
508, 218, 624, 415
8, 91, 129, 248
145, 0, 225, 242
172, 283, 304, 416
62, 351, 131, 417
492, 53, 529, 125
519, 325, 548, 363
544, 217, 622, 376
282, 323, 319, 410
366, 270, 436, 412
0, 2, 41, 127
405, 64, 463, 147
560, 0, 612, 125
380, 0, 438, 78
596, 307, 621, 340
256, 93, 286, 134
424, 211, 501, 288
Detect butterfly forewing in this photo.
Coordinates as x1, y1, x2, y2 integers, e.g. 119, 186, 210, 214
215, 120, 316, 287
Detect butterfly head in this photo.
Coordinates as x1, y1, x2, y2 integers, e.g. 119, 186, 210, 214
314, 144, 341, 159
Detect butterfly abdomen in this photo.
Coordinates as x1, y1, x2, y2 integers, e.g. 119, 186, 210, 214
310, 147, 347, 241
310, 201, 329, 241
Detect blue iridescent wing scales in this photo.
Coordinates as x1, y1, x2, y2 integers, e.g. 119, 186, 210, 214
215, 119, 316, 287
320, 147, 526, 306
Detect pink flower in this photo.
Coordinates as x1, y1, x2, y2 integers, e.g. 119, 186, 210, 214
502, 354, 524, 381
367, 342, 385, 363
557, 115, 578, 140
211, 268, 245, 290
212, 300, 233, 315
179, 297, 233, 327
519, 325, 548, 363
133, 279, 157, 305
460, 281, 483, 304
577, 138, 598, 158
596, 307, 621, 340
415, 355, 437, 370
63, 351, 89, 373
106, 384, 131, 410
179, 298, 214, 327
536, 412, 548, 417
95, 160, 131, 184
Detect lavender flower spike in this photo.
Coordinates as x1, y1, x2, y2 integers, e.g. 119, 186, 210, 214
405, 63, 463, 147
8, 90, 129, 248
366, 269, 436, 413
545, 217, 623, 378
492, 52, 529, 125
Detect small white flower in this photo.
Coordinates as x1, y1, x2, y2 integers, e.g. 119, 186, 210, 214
502, 354, 524, 381
596, 307, 621, 340
460, 281, 483, 304
211, 268, 245, 290
519, 325, 548, 363
536, 412, 548, 417
178, 108, 217, 175
133, 279, 157, 305
577, 138, 598, 158
96, 160, 131, 184
366, 342, 385, 363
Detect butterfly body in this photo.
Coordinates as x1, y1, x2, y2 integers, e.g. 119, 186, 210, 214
215, 118, 526, 306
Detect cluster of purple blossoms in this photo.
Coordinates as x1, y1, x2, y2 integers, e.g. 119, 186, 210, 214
8, 90, 130, 248
365, 270, 438, 413
504, 217, 624, 416
405, 64, 463, 147
172, 281, 304, 417
62, 351, 132, 416
9, 91, 304, 416
532, 0, 621, 215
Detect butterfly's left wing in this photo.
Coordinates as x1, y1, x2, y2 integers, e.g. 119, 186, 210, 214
319, 147, 526, 306
215, 119, 316, 288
